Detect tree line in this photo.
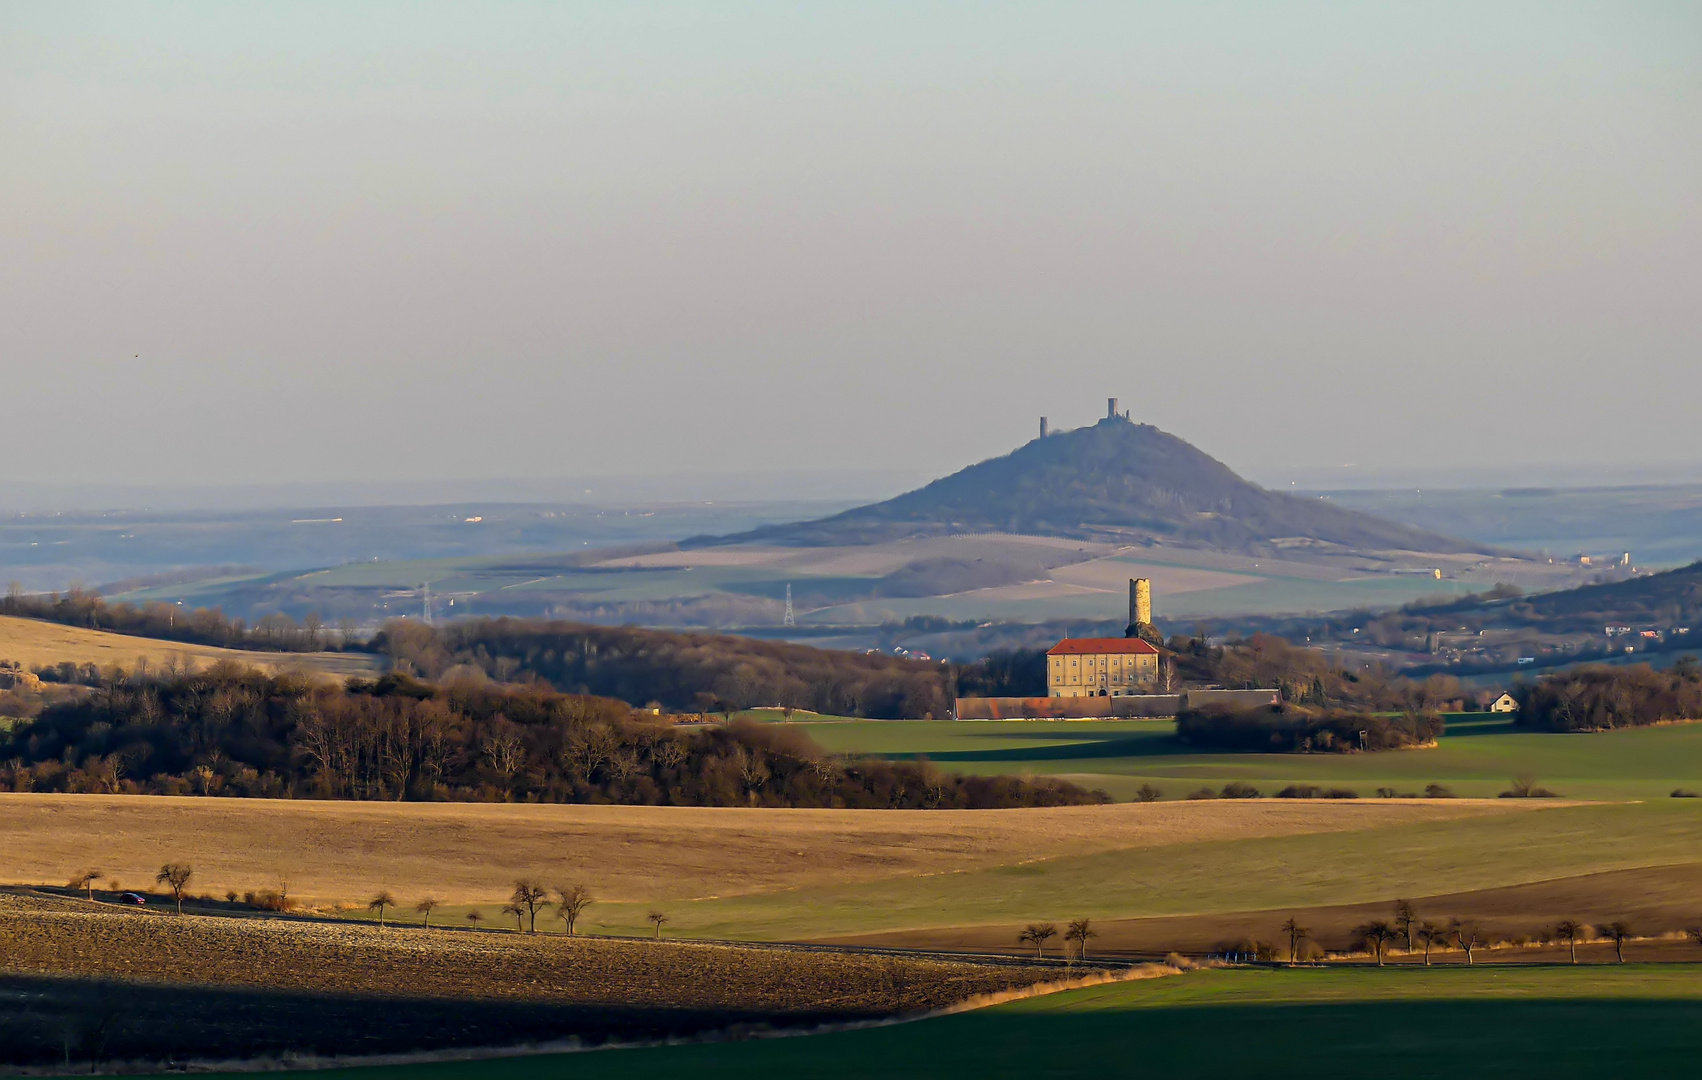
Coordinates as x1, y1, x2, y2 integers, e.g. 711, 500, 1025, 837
0, 663, 1104, 808
1175, 704, 1444, 754
376, 618, 963, 720
1, 585, 355, 653
1278, 900, 1654, 966
1516, 660, 1702, 731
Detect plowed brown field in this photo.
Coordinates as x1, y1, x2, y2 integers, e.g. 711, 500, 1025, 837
0, 892, 1048, 1012
0, 892, 1091, 1067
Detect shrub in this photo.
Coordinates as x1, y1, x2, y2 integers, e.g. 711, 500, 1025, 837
1185, 787, 1218, 800
1219, 781, 1262, 799
1424, 783, 1456, 798
1134, 783, 1164, 803
1276, 784, 1358, 799
1499, 775, 1560, 799
1672, 789, 1700, 798
1176, 705, 1444, 754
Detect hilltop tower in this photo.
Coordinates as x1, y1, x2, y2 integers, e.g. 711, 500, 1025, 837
1124, 577, 1152, 638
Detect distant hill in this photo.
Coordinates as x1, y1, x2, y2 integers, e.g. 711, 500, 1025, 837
691, 418, 1489, 556
1433, 561, 1702, 633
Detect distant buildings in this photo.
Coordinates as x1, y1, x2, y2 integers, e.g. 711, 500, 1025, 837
1487, 692, 1518, 713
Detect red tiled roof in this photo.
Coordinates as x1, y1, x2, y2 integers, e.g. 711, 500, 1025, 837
1047, 638, 1159, 656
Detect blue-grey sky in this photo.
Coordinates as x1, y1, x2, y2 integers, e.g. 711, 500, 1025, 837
3, 1, 1698, 494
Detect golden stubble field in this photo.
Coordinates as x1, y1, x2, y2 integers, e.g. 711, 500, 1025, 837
0, 615, 377, 678
0, 793, 1536, 906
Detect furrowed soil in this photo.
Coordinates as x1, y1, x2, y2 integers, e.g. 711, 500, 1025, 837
0, 614, 377, 678
0, 793, 1531, 908
0, 893, 1065, 1067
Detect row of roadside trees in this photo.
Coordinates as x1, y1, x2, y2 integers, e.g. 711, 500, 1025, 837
1282, 900, 1654, 965
366, 880, 671, 939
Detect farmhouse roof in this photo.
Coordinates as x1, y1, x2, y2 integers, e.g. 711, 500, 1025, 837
1047, 638, 1159, 656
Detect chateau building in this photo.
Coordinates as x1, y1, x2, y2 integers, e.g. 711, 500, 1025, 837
1046, 637, 1159, 697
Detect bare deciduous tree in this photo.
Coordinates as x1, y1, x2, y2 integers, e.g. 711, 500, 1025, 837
1555, 920, 1581, 964
510, 880, 550, 933
1018, 922, 1058, 958
368, 891, 397, 928
1450, 919, 1483, 965
647, 910, 669, 939
1605, 921, 1633, 963
1355, 921, 1398, 966
466, 910, 484, 929
1416, 922, 1446, 965
1065, 918, 1098, 961
155, 863, 193, 915
68, 870, 101, 901
415, 897, 440, 928
555, 883, 594, 936
480, 733, 525, 780
1393, 900, 1418, 954
1281, 917, 1310, 965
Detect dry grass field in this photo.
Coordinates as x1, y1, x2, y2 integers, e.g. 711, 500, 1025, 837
0, 615, 378, 678
0, 794, 1530, 909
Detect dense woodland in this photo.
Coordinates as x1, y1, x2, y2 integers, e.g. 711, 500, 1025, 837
376, 619, 964, 719
0, 665, 1101, 808
1517, 661, 1702, 732
1176, 704, 1445, 754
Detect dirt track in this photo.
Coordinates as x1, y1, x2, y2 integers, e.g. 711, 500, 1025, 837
0, 793, 1535, 905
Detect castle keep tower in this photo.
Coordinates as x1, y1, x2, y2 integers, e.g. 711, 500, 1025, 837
1125, 577, 1151, 637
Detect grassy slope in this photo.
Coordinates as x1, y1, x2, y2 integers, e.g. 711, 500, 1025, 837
793, 713, 1702, 800
227, 966, 1702, 1080
585, 800, 1702, 939
0, 615, 377, 678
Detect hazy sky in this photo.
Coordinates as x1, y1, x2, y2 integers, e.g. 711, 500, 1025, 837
3, 1, 1698, 494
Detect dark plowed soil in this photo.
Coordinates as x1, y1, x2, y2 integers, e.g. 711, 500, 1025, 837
0, 893, 1057, 1068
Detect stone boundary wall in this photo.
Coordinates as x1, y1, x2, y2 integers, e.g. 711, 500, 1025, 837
953, 688, 1279, 721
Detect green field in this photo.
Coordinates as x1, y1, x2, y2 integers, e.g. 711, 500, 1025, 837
790, 713, 1702, 801
577, 800, 1702, 941
210, 965, 1702, 1080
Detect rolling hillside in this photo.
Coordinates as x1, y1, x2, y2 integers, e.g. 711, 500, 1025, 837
0, 615, 378, 678
691, 417, 1489, 557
